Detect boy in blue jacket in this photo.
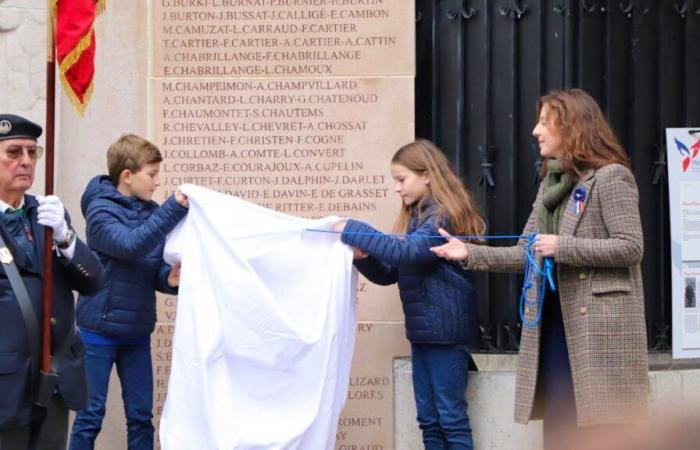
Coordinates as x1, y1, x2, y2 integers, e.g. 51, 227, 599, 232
69, 134, 188, 450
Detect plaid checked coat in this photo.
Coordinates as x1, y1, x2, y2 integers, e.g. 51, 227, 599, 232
465, 163, 648, 426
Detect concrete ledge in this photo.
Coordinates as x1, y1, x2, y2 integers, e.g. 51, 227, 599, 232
470, 351, 700, 373
648, 352, 700, 371
394, 355, 700, 450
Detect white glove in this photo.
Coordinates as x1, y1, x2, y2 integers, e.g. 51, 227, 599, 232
37, 195, 70, 242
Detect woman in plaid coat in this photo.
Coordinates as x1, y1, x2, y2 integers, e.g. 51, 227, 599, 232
431, 89, 648, 448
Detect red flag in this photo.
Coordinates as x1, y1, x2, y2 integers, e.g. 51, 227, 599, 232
53, 0, 105, 115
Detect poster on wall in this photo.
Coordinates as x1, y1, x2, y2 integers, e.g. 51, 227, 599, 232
667, 128, 700, 359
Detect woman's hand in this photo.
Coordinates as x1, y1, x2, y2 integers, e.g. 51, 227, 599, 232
167, 262, 182, 287
430, 228, 469, 261
534, 234, 558, 257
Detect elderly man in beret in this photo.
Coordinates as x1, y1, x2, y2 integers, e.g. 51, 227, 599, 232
0, 114, 103, 450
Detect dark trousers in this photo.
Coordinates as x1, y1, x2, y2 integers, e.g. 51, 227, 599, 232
69, 341, 154, 450
411, 343, 474, 450
0, 393, 68, 450
0, 426, 29, 450
537, 290, 577, 450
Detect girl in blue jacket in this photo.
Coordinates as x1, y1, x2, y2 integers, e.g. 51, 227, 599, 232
334, 139, 484, 450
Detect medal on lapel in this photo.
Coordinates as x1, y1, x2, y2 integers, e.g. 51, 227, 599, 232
572, 187, 586, 215
0, 247, 13, 264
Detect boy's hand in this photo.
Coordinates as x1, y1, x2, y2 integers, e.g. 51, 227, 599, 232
167, 262, 181, 287
37, 195, 70, 242
175, 190, 189, 208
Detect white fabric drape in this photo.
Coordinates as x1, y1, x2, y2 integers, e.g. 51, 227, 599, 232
159, 185, 356, 450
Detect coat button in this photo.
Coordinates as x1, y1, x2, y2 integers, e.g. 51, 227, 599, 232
579, 272, 587, 280
580, 306, 587, 315
50, 317, 57, 325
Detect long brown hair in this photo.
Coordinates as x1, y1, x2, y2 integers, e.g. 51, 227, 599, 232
391, 139, 485, 240
537, 89, 630, 179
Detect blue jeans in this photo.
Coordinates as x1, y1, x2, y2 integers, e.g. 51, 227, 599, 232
69, 341, 154, 450
411, 343, 473, 450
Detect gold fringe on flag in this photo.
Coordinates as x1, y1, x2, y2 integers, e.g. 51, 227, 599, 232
54, 0, 104, 116
57, 29, 93, 75
58, 29, 95, 116
59, 73, 94, 117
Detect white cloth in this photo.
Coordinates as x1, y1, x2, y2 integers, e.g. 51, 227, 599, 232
160, 184, 357, 450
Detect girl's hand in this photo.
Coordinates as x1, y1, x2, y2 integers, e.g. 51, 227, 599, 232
175, 190, 189, 208
430, 228, 469, 261
352, 247, 368, 260
331, 220, 347, 233
331, 220, 366, 259
534, 234, 558, 257
167, 262, 182, 287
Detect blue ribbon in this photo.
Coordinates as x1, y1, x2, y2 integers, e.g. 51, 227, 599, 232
306, 228, 555, 329
520, 235, 555, 329
303, 228, 525, 240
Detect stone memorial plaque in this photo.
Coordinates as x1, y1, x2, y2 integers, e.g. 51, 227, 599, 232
150, 76, 411, 321
149, 0, 414, 448
152, 323, 174, 439
150, 77, 409, 220
152, 0, 413, 78
337, 322, 410, 450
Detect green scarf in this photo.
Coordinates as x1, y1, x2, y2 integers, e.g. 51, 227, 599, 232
538, 159, 576, 234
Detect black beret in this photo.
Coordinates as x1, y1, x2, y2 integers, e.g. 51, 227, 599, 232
0, 114, 42, 141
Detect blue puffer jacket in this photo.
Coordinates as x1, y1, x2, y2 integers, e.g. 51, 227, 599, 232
75, 175, 188, 338
342, 201, 478, 346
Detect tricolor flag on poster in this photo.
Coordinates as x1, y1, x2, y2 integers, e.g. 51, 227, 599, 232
674, 136, 700, 172
53, 0, 105, 115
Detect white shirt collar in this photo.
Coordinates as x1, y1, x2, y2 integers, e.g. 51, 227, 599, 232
0, 196, 25, 213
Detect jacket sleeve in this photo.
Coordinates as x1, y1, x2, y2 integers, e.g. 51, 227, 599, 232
353, 256, 398, 286
56, 210, 103, 295
463, 185, 542, 273
55, 210, 104, 295
555, 164, 643, 268
58, 237, 104, 295
85, 195, 187, 260
341, 215, 446, 268
155, 262, 178, 295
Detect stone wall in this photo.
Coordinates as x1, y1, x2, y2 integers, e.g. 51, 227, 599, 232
0, 0, 47, 193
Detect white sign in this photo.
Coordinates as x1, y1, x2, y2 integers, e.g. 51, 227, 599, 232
667, 128, 700, 358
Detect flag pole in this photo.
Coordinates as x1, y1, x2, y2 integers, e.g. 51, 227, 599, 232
42, 0, 56, 374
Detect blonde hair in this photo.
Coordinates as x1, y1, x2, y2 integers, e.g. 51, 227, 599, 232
107, 134, 163, 186
537, 89, 630, 179
391, 139, 485, 240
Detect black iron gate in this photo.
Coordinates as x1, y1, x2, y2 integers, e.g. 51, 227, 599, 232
415, 0, 700, 352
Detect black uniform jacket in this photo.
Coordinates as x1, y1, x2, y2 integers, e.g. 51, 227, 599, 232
0, 195, 103, 429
